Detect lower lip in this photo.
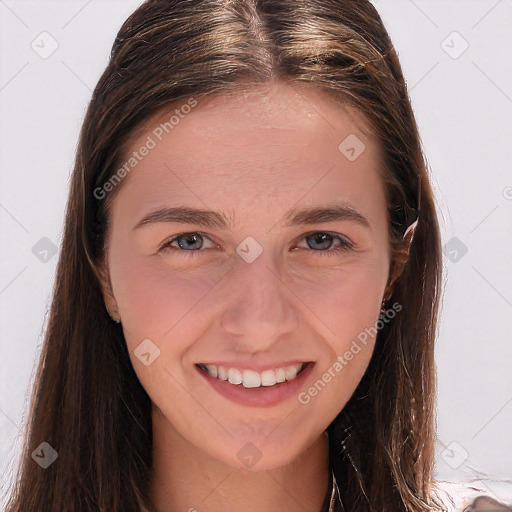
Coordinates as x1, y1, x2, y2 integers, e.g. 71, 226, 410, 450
196, 363, 315, 407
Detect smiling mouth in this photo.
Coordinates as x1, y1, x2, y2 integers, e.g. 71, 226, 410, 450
195, 362, 313, 389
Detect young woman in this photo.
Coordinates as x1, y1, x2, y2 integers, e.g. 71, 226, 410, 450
4, 1, 509, 511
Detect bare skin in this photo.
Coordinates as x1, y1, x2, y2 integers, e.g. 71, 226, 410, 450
100, 79, 392, 512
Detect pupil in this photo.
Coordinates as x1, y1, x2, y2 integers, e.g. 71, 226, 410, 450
180, 234, 201, 249
310, 233, 331, 250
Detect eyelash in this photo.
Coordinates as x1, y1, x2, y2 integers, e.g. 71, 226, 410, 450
157, 231, 354, 258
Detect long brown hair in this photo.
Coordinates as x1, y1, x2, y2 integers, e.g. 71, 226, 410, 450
3, 1, 444, 510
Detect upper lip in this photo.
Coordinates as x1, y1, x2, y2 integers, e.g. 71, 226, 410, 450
196, 361, 314, 372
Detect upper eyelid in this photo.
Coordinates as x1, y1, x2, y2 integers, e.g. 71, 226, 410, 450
297, 231, 353, 247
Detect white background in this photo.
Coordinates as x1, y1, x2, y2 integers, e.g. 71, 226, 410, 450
1, 0, 511, 506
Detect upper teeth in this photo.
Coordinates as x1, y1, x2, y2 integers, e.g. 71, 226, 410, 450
199, 363, 305, 388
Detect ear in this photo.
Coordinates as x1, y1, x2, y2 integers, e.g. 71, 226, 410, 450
383, 219, 418, 301
97, 255, 120, 321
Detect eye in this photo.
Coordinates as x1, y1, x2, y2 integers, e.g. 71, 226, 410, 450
158, 232, 215, 256
295, 231, 354, 257
158, 231, 353, 257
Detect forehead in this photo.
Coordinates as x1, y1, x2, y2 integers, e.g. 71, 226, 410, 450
119, 80, 381, 177
149, 80, 375, 146
109, 80, 385, 227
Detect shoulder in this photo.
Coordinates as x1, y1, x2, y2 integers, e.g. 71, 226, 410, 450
432, 480, 512, 511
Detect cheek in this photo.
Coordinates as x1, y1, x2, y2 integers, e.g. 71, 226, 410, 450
292, 253, 389, 343
295, 261, 388, 413
337, 262, 387, 337
109, 251, 211, 348
112, 247, 389, 345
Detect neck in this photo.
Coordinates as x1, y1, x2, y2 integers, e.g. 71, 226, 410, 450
148, 408, 331, 512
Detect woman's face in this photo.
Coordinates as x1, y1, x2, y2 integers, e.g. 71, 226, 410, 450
100, 80, 391, 470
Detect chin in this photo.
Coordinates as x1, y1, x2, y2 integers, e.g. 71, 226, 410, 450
208, 432, 317, 472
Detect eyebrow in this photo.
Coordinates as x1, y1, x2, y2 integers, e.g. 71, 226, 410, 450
133, 203, 371, 231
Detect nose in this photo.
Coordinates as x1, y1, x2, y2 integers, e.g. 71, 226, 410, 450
219, 249, 299, 351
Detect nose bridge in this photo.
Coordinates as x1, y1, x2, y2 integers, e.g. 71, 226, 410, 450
219, 245, 299, 342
